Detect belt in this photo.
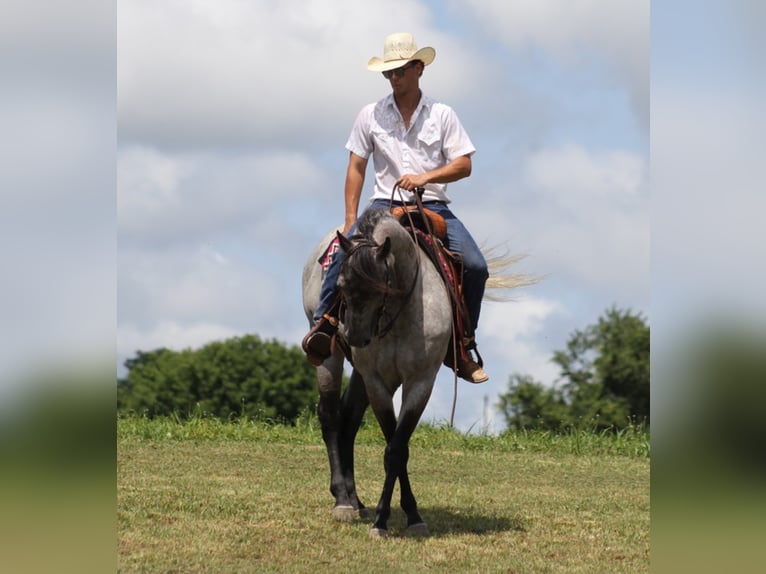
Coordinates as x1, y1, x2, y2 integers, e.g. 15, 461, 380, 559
389, 200, 447, 206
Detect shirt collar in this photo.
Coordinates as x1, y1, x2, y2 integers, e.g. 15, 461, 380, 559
383, 92, 433, 118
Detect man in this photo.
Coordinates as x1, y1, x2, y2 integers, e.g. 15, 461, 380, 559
302, 32, 489, 383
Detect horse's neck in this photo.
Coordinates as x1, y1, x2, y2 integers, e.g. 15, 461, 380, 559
374, 220, 419, 288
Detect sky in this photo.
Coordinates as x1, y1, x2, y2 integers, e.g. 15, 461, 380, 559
1, 2, 765, 570
115, 0, 650, 432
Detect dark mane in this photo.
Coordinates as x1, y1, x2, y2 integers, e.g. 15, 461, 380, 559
341, 209, 399, 296
353, 208, 391, 239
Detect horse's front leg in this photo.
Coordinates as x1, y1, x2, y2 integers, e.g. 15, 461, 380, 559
370, 414, 427, 538
395, 378, 435, 536
337, 368, 369, 519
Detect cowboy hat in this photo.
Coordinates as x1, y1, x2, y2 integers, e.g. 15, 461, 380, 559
367, 32, 436, 72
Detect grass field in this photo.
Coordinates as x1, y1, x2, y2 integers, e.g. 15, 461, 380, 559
118, 416, 649, 573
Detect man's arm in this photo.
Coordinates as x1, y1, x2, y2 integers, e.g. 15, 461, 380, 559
343, 151, 368, 234
396, 154, 472, 191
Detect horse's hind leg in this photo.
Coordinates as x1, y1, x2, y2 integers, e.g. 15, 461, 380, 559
338, 368, 369, 518
315, 355, 355, 519
366, 392, 398, 537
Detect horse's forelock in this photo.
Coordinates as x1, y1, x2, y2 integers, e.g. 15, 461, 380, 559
341, 209, 405, 296
342, 239, 389, 295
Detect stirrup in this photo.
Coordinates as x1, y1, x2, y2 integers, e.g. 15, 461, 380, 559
444, 337, 489, 383
302, 314, 338, 366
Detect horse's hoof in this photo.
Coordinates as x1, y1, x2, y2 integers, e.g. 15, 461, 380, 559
406, 522, 430, 537
369, 527, 389, 539
332, 505, 359, 522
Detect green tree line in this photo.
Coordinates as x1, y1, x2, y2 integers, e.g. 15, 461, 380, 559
117, 335, 317, 422
497, 306, 649, 431
117, 307, 649, 430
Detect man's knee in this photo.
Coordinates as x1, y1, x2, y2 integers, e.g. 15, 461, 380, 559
463, 252, 489, 280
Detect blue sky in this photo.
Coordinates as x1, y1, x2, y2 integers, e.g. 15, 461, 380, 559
115, 0, 650, 432
0, 0, 760, 434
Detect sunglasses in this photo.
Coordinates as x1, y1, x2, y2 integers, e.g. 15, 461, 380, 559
382, 61, 418, 79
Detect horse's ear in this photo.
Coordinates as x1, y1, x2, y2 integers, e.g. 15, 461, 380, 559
377, 237, 391, 261
337, 230, 353, 253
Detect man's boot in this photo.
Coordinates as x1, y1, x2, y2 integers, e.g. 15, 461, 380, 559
444, 337, 489, 384
301, 313, 339, 366
456, 355, 489, 384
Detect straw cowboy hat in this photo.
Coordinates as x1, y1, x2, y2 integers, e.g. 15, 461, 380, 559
367, 33, 436, 72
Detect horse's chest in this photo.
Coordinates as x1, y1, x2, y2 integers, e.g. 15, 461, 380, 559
355, 339, 440, 389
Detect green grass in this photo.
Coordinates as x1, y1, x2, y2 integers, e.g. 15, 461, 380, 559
118, 415, 649, 573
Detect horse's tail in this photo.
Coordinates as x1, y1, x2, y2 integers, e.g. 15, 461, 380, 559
480, 243, 541, 302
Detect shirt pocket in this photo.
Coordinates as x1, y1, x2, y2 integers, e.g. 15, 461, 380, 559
417, 120, 443, 161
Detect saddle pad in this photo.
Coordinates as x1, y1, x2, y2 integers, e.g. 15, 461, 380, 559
318, 236, 341, 271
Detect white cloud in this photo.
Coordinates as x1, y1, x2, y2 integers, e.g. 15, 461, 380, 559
480, 296, 566, 384
517, 143, 649, 297
453, 0, 649, 125
118, 145, 333, 245
118, 321, 241, 362
118, 0, 467, 149
117, 240, 310, 370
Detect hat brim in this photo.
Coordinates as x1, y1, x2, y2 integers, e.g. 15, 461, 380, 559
367, 47, 435, 72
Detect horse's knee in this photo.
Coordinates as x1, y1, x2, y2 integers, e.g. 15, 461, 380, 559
317, 395, 340, 427
384, 442, 409, 473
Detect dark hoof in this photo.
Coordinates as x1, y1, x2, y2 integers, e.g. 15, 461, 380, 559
405, 522, 430, 537
332, 505, 362, 522
369, 527, 388, 539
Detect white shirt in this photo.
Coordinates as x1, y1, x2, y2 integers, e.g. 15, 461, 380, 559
345, 93, 476, 204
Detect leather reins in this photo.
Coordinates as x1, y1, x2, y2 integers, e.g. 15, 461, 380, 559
389, 186, 461, 427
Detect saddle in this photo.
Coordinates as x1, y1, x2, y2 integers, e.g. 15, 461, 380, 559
390, 205, 447, 240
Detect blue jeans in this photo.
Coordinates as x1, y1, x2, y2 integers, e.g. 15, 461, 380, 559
314, 199, 489, 332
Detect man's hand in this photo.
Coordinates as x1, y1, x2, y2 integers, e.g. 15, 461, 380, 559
396, 173, 429, 191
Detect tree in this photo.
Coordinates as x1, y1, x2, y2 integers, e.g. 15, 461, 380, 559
117, 335, 318, 422
497, 306, 650, 431
555, 306, 650, 428
497, 374, 569, 431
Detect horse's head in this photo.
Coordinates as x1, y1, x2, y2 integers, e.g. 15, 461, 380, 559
336, 229, 393, 347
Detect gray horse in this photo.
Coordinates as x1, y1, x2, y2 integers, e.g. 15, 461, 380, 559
302, 207, 526, 538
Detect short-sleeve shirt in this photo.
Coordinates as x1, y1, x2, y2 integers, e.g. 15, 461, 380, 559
345, 93, 476, 204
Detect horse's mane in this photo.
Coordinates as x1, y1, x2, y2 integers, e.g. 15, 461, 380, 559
353, 207, 392, 238
341, 209, 402, 296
